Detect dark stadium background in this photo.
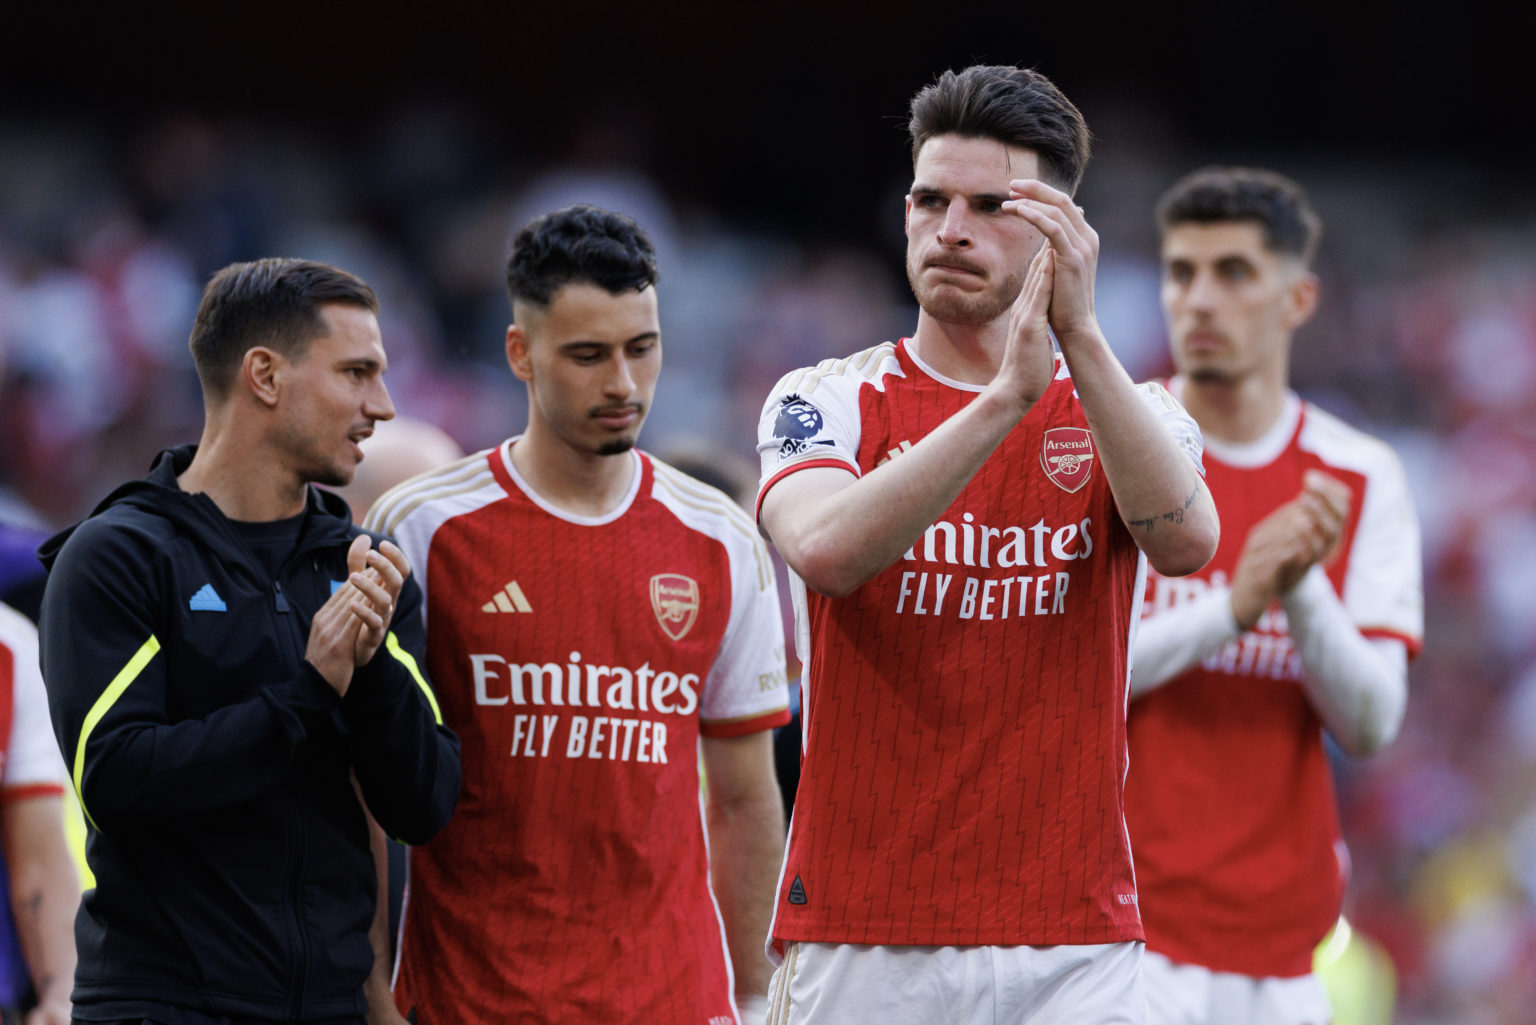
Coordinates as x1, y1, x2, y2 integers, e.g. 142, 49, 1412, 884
2, 4, 1533, 1023
5, 2, 1528, 228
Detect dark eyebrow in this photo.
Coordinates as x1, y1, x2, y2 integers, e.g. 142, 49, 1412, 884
560, 331, 659, 351
909, 184, 1009, 205
341, 357, 383, 371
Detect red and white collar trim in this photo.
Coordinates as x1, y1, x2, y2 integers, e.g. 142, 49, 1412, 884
495, 437, 644, 526
1169, 377, 1303, 468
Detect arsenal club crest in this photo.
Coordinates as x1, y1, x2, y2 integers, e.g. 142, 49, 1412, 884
650, 574, 700, 641
1040, 428, 1096, 493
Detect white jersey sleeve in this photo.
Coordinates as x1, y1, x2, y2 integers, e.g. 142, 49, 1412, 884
1135, 379, 1207, 476
1343, 443, 1423, 646
364, 450, 502, 632
1, 602, 67, 791
1283, 567, 1409, 755
651, 462, 789, 735
1301, 408, 1424, 648
755, 344, 905, 510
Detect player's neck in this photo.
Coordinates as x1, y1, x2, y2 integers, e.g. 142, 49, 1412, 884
1175, 370, 1289, 446
177, 427, 308, 522
909, 313, 1009, 386
508, 427, 636, 518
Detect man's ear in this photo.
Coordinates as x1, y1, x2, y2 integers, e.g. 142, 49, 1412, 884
1284, 271, 1320, 332
243, 348, 282, 408
507, 325, 534, 382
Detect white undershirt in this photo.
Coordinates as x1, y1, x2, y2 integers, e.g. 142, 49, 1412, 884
1130, 566, 1408, 757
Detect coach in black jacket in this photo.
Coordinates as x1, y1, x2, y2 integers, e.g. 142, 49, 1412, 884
37, 259, 460, 1025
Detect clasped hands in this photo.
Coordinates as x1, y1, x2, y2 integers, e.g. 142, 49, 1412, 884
308, 535, 412, 697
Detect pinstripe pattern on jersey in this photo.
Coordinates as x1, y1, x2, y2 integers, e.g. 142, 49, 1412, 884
651, 460, 772, 592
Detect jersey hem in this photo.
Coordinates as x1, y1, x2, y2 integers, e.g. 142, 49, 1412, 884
0, 782, 66, 802
1144, 941, 1317, 979
754, 457, 859, 521
1359, 625, 1423, 659
771, 923, 1145, 948
701, 706, 791, 738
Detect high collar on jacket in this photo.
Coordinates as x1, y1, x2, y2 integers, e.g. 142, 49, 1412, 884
38, 444, 357, 572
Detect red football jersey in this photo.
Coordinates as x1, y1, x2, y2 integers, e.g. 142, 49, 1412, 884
367, 443, 790, 1025
754, 339, 1205, 949
1127, 389, 1424, 977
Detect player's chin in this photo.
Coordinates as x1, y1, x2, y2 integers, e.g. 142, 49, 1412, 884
1184, 364, 1237, 385
918, 289, 1008, 326
312, 461, 358, 488
596, 437, 637, 456
307, 448, 361, 488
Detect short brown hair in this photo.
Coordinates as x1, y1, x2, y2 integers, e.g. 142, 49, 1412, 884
189, 257, 378, 398
1156, 167, 1323, 267
908, 65, 1092, 195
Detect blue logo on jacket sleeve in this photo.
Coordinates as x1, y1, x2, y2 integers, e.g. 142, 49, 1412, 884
189, 583, 227, 612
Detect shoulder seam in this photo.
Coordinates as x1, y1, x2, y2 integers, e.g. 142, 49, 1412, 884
370, 455, 497, 537
781, 342, 899, 398
650, 463, 772, 591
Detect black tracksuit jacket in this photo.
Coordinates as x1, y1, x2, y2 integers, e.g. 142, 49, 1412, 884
38, 446, 461, 1024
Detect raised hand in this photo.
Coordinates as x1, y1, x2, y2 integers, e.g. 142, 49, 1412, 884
1230, 470, 1352, 630
1003, 179, 1101, 344
996, 241, 1059, 409
342, 534, 411, 667
307, 571, 366, 697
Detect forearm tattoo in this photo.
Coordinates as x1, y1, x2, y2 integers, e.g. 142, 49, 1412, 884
1129, 484, 1200, 533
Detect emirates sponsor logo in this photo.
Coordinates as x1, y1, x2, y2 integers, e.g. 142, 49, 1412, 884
902, 512, 1094, 568
468, 650, 700, 715
650, 573, 700, 641
1144, 572, 1303, 681
1041, 427, 1095, 493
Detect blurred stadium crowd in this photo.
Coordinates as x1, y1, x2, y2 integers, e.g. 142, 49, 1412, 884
1, 108, 1532, 1023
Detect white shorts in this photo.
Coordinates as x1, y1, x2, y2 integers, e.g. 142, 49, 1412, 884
1142, 950, 1331, 1025
766, 940, 1144, 1025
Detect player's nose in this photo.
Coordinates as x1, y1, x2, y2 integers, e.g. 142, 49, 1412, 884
365, 379, 396, 423
604, 352, 637, 398
937, 198, 971, 247
1185, 269, 1219, 310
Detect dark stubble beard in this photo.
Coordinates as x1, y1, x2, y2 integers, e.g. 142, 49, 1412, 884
906, 257, 1026, 326
1185, 367, 1237, 385
292, 441, 355, 489
597, 439, 636, 456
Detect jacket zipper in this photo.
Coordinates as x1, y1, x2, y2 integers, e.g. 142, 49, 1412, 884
286, 813, 310, 1021
183, 486, 354, 1016
274, 531, 359, 1017
269, 579, 311, 1020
